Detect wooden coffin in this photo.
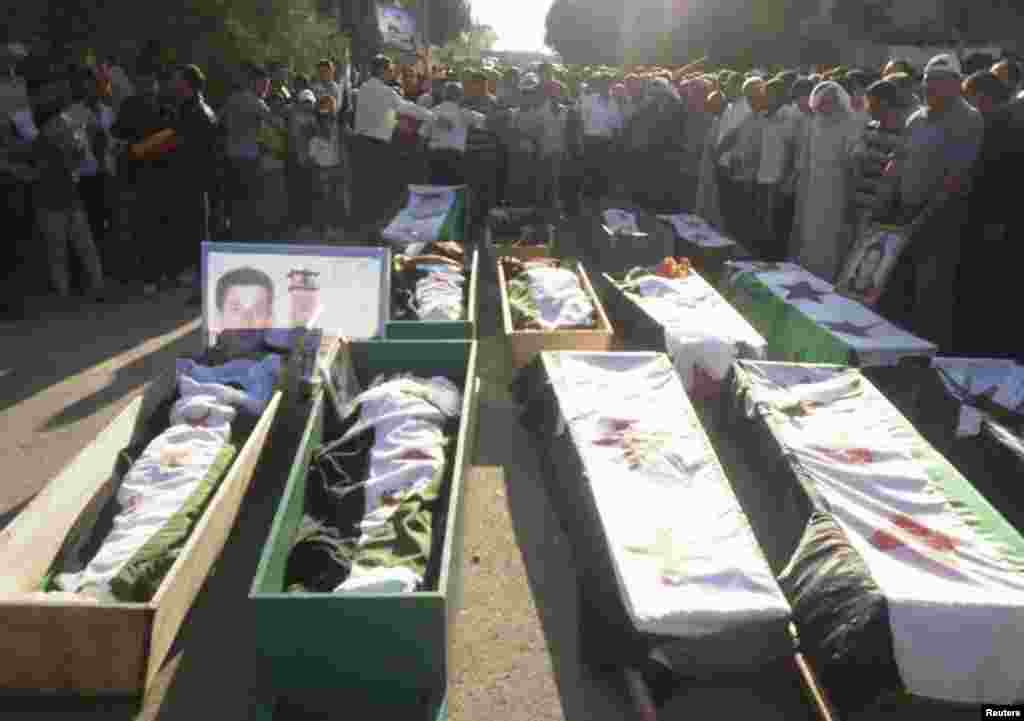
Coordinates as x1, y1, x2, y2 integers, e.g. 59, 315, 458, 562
498, 260, 614, 370
249, 339, 480, 716
384, 249, 479, 341
0, 370, 282, 695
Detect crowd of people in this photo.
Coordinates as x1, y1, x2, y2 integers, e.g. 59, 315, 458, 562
2, 42, 1022, 362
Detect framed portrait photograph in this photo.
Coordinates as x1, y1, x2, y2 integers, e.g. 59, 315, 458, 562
835, 224, 909, 307
201, 243, 390, 352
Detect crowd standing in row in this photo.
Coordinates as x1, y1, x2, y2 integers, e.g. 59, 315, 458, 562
2, 46, 1022, 363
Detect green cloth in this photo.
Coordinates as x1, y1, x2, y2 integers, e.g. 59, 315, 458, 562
724, 270, 852, 365
507, 275, 540, 328
286, 437, 450, 593
110, 444, 238, 602
437, 186, 466, 243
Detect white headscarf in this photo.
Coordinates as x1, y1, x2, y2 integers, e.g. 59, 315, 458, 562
809, 81, 853, 121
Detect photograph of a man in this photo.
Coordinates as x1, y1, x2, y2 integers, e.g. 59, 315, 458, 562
288, 267, 321, 329
843, 240, 886, 303
212, 266, 275, 348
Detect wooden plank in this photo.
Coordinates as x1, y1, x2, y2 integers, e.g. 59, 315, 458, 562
0, 599, 152, 693
0, 394, 145, 594
794, 653, 837, 721
499, 260, 615, 369
146, 390, 283, 690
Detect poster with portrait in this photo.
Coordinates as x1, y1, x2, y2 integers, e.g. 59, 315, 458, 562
835, 224, 910, 307
201, 243, 390, 352
377, 4, 417, 53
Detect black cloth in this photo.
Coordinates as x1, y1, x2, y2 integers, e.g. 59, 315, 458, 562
512, 356, 796, 676
582, 136, 613, 201
719, 365, 902, 712
427, 148, 465, 186
110, 94, 172, 185
172, 93, 219, 187
957, 101, 1024, 359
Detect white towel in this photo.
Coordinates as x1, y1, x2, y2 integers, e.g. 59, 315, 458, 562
602, 208, 640, 235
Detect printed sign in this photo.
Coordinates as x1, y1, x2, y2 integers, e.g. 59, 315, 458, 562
201, 243, 390, 352
377, 4, 417, 52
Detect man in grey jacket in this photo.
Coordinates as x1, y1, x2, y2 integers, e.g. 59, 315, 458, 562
899, 54, 984, 350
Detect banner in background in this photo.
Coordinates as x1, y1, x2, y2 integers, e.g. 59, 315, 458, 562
377, 4, 417, 53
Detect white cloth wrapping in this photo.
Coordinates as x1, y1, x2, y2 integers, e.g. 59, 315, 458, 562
414, 265, 465, 322
547, 352, 792, 639
656, 213, 735, 248
631, 273, 765, 395
54, 395, 236, 602
350, 376, 462, 528
332, 376, 462, 591
521, 267, 596, 330
742, 362, 1024, 704
602, 208, 640, 235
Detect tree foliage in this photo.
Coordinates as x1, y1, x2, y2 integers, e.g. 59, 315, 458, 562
436, 23, 499, 63
8, 0, 345, 100
544, 0, 623, 66
831, 0, 893, 36
427, 0, 474, 47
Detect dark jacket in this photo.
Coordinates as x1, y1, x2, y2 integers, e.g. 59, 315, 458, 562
174, 93, 220, 187
111, 93, 172, 183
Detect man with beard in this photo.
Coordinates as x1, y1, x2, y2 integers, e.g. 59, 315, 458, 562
898, 54, 983, 351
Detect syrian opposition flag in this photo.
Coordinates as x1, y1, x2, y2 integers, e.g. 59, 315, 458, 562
742, 362, 1024, 704
382, 185, 466, 253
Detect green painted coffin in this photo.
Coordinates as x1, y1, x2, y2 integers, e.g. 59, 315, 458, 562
249, 340, 479, 715
385, 250, 479, 341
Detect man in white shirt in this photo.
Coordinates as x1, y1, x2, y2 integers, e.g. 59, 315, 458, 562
423, 81, 485, 186
310, 59, 343, 116
352, 55, 435, 225
754, 78, 797, 260
579, 73, 622, 204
